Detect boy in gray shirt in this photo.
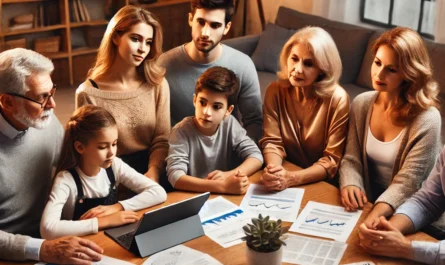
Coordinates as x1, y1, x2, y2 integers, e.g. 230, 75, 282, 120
166, 66, 263, 194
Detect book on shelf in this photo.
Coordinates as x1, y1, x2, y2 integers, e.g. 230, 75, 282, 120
33, 2, 60, 27
77, 0, 86, 22
82, 1, 91, 22
71, 0, 80, 22
71, 0, 91, 23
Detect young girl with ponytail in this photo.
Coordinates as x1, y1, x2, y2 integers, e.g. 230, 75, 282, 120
40, 105, 166, 239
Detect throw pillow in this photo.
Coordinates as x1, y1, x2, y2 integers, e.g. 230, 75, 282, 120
251, 23, 296, 73
356, 31, 382, 89
322, 25, 374, 84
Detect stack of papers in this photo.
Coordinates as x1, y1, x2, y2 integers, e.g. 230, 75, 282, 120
144, 245, 222, 265
282, 234, 347, 265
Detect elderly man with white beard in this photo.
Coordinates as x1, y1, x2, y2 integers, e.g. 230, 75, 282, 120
0, 48, 103, 264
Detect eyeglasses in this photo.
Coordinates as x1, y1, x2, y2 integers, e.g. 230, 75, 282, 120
7, 84, 57, 109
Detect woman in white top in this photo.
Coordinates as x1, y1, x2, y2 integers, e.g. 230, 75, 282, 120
40, 105, 167, 239
339, 27, 441, 229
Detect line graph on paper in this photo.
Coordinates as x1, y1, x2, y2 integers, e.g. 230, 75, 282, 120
240, 184, 304, 222
290, 201, 363, 242
248, 195, 294, 209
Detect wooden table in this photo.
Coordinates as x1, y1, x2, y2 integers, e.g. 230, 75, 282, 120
0, 162, 436, 265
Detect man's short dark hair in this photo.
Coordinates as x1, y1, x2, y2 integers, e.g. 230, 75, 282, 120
190, 0, 235, 25
195, 66, 239, 101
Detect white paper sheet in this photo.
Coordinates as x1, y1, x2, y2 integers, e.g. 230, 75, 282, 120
282, 234, 347, 265
143, 245, 221, 265
184, 254, 223, 265
199, 196, 239, 221
36, 255, 135, 265
199, 196, 252, 248
344, 261, 375, 265
290, 201, 362, 242
239, 184, 304, 222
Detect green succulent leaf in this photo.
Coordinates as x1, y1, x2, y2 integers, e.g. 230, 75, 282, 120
243, 214, 289, 252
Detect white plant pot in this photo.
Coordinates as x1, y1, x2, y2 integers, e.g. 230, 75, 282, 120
246, 245, 283, 265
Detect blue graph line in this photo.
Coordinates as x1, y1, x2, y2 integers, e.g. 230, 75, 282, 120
304, 216, 346, 227
201, 209, 244, 226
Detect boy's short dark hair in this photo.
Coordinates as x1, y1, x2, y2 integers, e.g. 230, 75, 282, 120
190, 0, 235, 25
195, 66, 239, 101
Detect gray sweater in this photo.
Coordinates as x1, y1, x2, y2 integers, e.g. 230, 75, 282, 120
159, 44, 263, 142
339, 91, 441, 209
0, 113, 63, 261
395, 147, 445, 264
166, 116, 263, 186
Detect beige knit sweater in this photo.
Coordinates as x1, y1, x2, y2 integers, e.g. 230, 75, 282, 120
339, 91, 441, 210
75, 78, 170, 171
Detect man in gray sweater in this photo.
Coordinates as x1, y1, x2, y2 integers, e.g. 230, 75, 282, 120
159, 0, 263, 143
0, 48, 102, 264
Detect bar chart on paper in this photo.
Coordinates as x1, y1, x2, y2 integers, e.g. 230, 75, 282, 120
199, 196, 252, 248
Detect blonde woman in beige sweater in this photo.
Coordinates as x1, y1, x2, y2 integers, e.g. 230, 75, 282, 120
339, 27, 441, 229
76, 6, 170, 184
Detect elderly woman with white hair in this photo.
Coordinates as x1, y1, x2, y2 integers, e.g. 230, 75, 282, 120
259, 26, 349, 191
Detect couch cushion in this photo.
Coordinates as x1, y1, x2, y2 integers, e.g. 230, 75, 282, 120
273, 6, 374, 84
251, 23, 296, 73
324, 25, 374, 84
356, 31, 383, 89
425, 40, 445, 97
275, 6, 331, 30
257, 71, 278, 101
342, 83, 371, 101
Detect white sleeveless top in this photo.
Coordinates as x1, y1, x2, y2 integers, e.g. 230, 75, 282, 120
366, 127, 405, 188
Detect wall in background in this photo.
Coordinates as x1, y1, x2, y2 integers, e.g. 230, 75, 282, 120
247, 0, 445, 44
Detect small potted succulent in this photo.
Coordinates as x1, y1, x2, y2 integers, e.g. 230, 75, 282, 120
242, 214, 289, 265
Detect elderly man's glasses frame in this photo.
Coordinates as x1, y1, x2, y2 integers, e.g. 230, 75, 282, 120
6, 84, 57, 109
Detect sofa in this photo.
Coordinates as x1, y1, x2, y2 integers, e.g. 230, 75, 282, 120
223, 6, 445, 142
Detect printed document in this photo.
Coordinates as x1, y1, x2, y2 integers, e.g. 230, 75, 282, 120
283, 234, 347, 265
143, 245, 222, 265
290, 201, 362, 242
199, 196, 252, 248
240, 184, 304, 222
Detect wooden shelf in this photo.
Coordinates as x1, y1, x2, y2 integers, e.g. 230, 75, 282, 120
41, 51, 69, 59
2, 0, 52, 4
72, 47, 98, 56
70, 20, 109, 28
2, 24, 66, 37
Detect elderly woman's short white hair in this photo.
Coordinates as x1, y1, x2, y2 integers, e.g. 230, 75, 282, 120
278, 26, 342, 97
0, 48, 54, 95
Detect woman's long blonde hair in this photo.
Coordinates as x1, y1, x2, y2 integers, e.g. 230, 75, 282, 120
372, 27, 439, 124
88, 5, 165, 86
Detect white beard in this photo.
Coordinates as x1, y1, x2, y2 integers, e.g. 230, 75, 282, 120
13, 107, 53, 129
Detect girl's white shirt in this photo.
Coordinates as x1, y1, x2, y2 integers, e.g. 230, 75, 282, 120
40, 157, 167, 239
